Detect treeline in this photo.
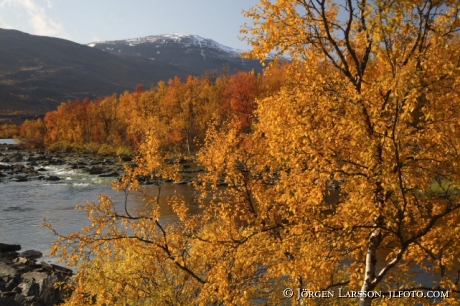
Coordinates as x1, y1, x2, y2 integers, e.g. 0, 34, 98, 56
17, 62, 288, 155
0, 123, 19, 138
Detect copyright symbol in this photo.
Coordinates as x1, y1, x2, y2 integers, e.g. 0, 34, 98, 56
283, 288, 294, 298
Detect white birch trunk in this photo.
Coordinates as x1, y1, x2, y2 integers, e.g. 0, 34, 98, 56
359, 230, 381, 306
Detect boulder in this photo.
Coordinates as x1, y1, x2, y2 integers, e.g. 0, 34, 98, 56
15, 177, 28, 182
0, 244, 21, 253
18, 250, 42, 261
22, 271, 65, 304
118, 155, 132, 162
0, 263, 18, 277
8, 154, 23, 163
0, 297, 19, 306
88, 166, 103, 175
35, 155, 47, 161
99, 171, 119, 177
0, 244, 73, 305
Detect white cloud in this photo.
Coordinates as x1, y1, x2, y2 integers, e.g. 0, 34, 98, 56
0, 0, 69, 39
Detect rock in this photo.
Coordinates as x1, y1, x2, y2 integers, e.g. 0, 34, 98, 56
12, 258, 28, 265
99, 171, 119, 177
88, 166, 103, 175
174, 181, 188, 185
15, 177, 28, 182
35, 155, 47, 161
36, 168, 47, 172
49, 159, 64, 165
0, 252, 20, 260
118, 155, 132, 162
0, 263, 18, 277
18, 279, 39, 297
0, 244, 73, 305
0, 297, 19, 306
0, 244, 21, 253
18, 250, 42, 261
22, 271, 70, 305
5, 277, 20, 291
8, 153, 23, 163
46, 176, 60, 181
102, 159, 114, 164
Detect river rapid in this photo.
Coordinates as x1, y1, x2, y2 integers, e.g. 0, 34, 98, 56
0, 139, 196, 265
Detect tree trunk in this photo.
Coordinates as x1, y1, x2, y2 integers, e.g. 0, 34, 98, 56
359, 229, 381, 306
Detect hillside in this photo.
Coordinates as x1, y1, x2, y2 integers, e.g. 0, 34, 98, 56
0, 29, 261, 122
88, 33, 263, 76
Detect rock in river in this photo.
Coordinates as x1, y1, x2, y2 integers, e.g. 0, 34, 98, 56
0, 243, 73, 306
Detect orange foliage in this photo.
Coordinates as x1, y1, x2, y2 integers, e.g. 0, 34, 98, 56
18, 67, 291, 154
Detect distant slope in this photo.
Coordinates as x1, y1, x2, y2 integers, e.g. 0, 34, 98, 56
0, 29, 189, 118
88, 33, 263, 76
0, 30, 264, 121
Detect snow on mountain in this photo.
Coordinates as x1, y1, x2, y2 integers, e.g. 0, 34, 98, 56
88, 33, 243, 58
86, 33, 264, 76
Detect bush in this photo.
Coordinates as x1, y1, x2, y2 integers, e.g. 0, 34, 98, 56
48, 141, 73, 152
83, 142, 100, 154
97, 144, 116, 156
48, 141, 86, 153
116, 147, 135, 157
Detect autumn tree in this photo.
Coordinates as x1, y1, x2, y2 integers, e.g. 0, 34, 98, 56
221, 71, 260, 133
0, 123, 19, 138
18, 119, 46, 147
46, 1, 460, 305
241, 0, 460, 305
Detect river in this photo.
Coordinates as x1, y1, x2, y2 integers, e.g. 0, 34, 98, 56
0, 139, 197, 265
0, 139, 455, 296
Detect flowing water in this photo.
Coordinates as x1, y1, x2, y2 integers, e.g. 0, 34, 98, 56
0, 139, 197, 264
0, 140, 455, 296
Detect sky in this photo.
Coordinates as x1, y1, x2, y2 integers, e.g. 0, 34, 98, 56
0, 0, 260, 50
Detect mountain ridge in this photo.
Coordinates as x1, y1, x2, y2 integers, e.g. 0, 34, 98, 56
88, 33, 243, 55
0, 29, 263, 123
87, 33, 263, 77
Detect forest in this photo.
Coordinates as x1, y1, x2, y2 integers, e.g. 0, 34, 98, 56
6, 0, 460, 305
9, 65, 287, 156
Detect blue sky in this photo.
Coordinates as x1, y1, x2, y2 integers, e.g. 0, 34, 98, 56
0, 0, 259, 50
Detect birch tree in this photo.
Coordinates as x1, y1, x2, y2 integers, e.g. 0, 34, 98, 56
241, 0, 460, 304
46, 1, 460, 305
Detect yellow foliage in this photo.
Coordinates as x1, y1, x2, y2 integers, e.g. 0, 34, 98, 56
46, 1, 460, 305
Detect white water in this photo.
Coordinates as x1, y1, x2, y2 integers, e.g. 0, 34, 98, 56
0, 154, 196, 265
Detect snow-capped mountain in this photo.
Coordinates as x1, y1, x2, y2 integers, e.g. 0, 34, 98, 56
0, 29, 189, 118
0, 30, 264, 120
88, 34, 263, 75
89, 33, 242, 57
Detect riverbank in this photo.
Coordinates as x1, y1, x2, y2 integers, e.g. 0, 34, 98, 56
0, 142, 203, 268
0, 243, 73, 306
0, 143, 125, 183
0, 142, 204, 185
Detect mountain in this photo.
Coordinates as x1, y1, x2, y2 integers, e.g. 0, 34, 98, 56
0, 30, 262, 122
87, 33, 263, 76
